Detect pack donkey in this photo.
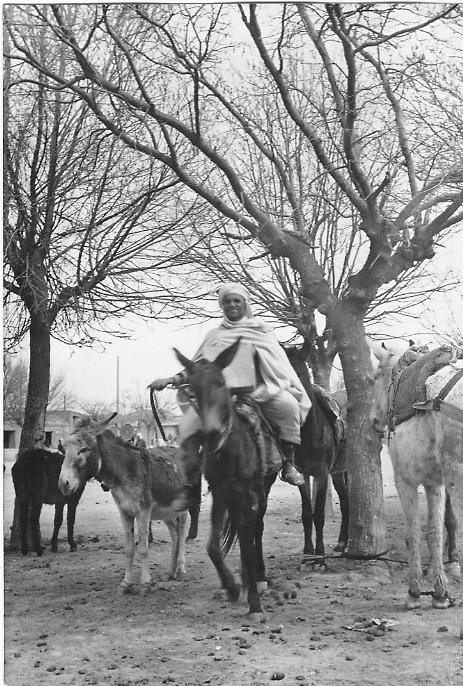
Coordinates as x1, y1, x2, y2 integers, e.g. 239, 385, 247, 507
283, 344, 349, 562
371, 341, 462, 609
12, 442, 85, 556
59, 413, 190, 594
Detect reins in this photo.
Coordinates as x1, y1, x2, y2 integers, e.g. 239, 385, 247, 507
149, 387, 167, 442
178, 382, 233, 454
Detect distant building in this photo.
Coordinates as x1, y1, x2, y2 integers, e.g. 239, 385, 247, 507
3, 409, 87, 462
3, 407, 181, 463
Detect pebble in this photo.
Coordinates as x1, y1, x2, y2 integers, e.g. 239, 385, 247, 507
437, 626, 448, 633
372, 629, 385, 637
270, 672, 285, 681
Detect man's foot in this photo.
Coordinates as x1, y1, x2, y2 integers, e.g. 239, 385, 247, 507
281, 461, 305, 486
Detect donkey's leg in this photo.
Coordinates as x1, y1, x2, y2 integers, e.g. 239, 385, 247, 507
444, 492, 460, 574
165, 512, 188, 581
51, 502, 64, 552
29, 498, 44, 557
312, 475, 328, 559
237, 493, 261, 615
395, 478, 422, 608
18, 499, 30, 556
298, 479, 315, 559
176, 512, 189, 579
66, 498, 79, 552
255, 476, 275, 592
332, 471, 349, 553
425, 485, 449, 608
187, 471, 202, 540
117, 509, 137, 593
207, 495, 240, 602
137, 509, 152, 592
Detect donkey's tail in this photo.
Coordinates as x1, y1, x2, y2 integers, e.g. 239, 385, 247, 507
220, 507, 239, 555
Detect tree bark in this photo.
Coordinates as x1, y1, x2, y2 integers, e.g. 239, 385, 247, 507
329, 303, 387, 557
9, 313, 51, 550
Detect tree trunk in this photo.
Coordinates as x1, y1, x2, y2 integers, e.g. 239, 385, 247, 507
9, 313, 51, 550
329, 305, 387, 558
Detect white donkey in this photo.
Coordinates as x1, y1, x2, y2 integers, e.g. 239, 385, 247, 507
370, 341, 463, 610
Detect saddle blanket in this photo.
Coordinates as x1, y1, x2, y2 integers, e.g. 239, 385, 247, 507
425, 360, 463, 399
389, 346, 462, 429
233, 395, 282, 475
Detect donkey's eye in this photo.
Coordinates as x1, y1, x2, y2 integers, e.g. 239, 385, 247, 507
77, 447, 91, 455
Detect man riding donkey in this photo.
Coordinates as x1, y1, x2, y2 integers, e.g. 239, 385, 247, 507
148, 283, 311, 494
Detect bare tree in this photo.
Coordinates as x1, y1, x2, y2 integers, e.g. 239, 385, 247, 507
5, 4, 463, 556
3, 26, 200, 456
3, 355, 78, 424
3, 356, 28, 426
3, 18, 202, 548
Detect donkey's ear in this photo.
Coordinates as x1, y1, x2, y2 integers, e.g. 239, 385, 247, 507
93, 411, 117, 434
173, 348, 195, 375
214, 337, 242, 370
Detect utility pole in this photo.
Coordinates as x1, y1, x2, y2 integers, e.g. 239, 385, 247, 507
116, 356, 120, 414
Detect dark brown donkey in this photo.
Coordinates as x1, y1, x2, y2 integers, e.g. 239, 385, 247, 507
59, 414, 190, 593
174, 339, 278, 616
284, 345, 349, 562
12, 447, 85, 556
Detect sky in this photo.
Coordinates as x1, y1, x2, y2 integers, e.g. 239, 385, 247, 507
49, 317, 208, 410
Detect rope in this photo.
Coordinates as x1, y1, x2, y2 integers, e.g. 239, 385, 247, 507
149, 388, 166, 442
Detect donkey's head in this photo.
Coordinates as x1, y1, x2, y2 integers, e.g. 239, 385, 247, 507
282, 340, 314, 393
174, 339, 241, 446
59, 412, 117, 495
368, 341, 396, 436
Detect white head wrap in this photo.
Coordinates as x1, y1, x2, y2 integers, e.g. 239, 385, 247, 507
217, 282, 253, 319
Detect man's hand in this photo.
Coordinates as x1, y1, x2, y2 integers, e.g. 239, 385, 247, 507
147, 377, 172, 391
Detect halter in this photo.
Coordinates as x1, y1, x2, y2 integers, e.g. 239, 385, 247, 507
212, 414, 234, 454
179, 382, 233, 454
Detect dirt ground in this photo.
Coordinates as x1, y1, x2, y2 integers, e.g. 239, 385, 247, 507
3, 452, 463, 686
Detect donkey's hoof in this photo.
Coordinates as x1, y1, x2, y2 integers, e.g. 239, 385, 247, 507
51, 543, 58, 553
36, 547, 45, 557
118, 582, 134, 595
333, 542, 347, 553
446, 562, 461, 580
247, 611, 265, 624
257, 581, 268, 594
140, 583, 152, 596
405, 594, 421, 610
431, 595, 451, 609
227, 585, 241, 603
